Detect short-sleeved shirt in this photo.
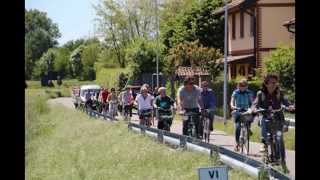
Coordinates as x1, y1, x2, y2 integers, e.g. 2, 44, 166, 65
201, 88, 216, 110
101, 90, 109, 103
177, 85, 202, 109
154, 95, 174, 110
122, 91, 133, 105
231, 89, 253, 109
108, 93, 118, 102
135, 93, 154, 110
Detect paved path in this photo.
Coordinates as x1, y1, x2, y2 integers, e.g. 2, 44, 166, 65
49, 97, 295, 179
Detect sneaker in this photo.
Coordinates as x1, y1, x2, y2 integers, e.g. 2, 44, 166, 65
234, 144, 240, 152
259, 145, 266, 152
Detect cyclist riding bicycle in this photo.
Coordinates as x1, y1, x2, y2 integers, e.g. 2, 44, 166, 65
107, 88, 118, 117
230, 79, 254, 152
99, 87, 109, 113
177, 76, 203, 138
251, 73, 294, 153
153, 87, 176, 130
200, 81, 216, 132
121, 86, 134, 119
135, 86, 154, 126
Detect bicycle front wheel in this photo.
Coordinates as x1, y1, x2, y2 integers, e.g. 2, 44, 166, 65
245, 124, 250, 155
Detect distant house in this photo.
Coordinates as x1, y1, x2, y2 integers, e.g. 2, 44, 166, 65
214, 0, 295, 79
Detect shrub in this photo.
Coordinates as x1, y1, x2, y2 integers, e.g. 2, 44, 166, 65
263, 44, 295, 100
211, 79, 262, 118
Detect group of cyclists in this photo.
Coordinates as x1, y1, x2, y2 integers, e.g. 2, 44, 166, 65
83, 72, 294, 168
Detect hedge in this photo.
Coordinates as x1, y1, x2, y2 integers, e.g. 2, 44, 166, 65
210, 79, 262, 117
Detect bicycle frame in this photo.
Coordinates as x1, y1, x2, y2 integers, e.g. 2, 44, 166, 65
256, 107, 287, 168
182, 111, 200, 139
140, 109, 152, 127
157, 108, 173, 131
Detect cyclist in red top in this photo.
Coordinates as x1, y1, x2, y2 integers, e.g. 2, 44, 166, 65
100, 88, 109, 103
99, 87, 109, 114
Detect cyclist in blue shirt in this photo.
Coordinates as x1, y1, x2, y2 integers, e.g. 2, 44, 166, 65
200, 81, 216, 132
230, 79, 254, 151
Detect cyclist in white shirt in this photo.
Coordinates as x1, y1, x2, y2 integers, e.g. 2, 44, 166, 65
135, 86, 154, 125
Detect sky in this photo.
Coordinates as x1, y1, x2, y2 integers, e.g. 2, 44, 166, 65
26, 0, 100, 46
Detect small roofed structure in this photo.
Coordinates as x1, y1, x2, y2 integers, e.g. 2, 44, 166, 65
175, 66, 210, 86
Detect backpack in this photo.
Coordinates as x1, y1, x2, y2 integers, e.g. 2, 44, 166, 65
260, 89, 281, 102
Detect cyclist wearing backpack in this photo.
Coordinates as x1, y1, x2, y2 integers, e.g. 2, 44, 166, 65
200, 81, 216, 132
252, 73, 294, 152
230, 79, 254, 152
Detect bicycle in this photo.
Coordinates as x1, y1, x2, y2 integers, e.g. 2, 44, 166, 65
201, 109, 214, 143
123, 104, 132, 121
180, 110, 201, 139
109, 101, 118, 119
234, 108, 254, 155
156, 107, 173, 131
140, 109, 152, 127
255, 106, 290, 172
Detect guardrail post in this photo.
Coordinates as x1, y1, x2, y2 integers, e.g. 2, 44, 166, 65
141, 125, 145, 134
158, 130, 163, 143
180, 135, 186, 148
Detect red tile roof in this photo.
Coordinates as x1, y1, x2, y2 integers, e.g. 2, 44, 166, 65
175, 66, 210, 76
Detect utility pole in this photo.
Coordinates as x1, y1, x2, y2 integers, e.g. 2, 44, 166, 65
155, 0, 159, 87
223, 0, 228, 124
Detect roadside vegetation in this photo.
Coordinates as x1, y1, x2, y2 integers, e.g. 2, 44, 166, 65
26, 89, 254, 180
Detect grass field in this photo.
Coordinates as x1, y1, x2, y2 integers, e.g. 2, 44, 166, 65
25, 89, 254, 180
26, 67, 129, 99
214, 118, 295, 150
95, 67, 130, 89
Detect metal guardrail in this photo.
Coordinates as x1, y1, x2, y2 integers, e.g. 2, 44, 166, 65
75, 105, 291, 180
128, 122, 292, 180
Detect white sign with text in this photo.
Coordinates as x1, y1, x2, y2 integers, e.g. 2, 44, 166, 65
198, 166, 228, 180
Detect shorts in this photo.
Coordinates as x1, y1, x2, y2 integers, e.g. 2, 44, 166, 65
139, 109, 152, 119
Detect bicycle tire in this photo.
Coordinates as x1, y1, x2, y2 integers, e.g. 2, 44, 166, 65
245, 124, 250, 155
240, 127, 245, 154
204, 117, 210, 143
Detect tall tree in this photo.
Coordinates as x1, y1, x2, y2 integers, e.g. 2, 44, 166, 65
25, 9, 61, 79
161, 0, 224, 52
94, 0, 160, 67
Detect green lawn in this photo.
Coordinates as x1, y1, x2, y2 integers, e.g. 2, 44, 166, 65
26, 89, 254, 180
95, 67, 130, 89
27, 79, 95, 98
214, 119, 295, 150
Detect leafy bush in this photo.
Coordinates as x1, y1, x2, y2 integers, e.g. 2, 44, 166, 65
263, 44, 295, 101
211, 79, 262, 118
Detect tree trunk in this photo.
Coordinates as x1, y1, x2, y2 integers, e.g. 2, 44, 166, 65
170, 74, 176, 100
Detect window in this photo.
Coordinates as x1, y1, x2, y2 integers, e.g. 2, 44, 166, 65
231, 64, 237, 78
232, 14, 236, 39
240, 12, 244, 38
250, 13, 254, 36
238, 65, 246, 76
